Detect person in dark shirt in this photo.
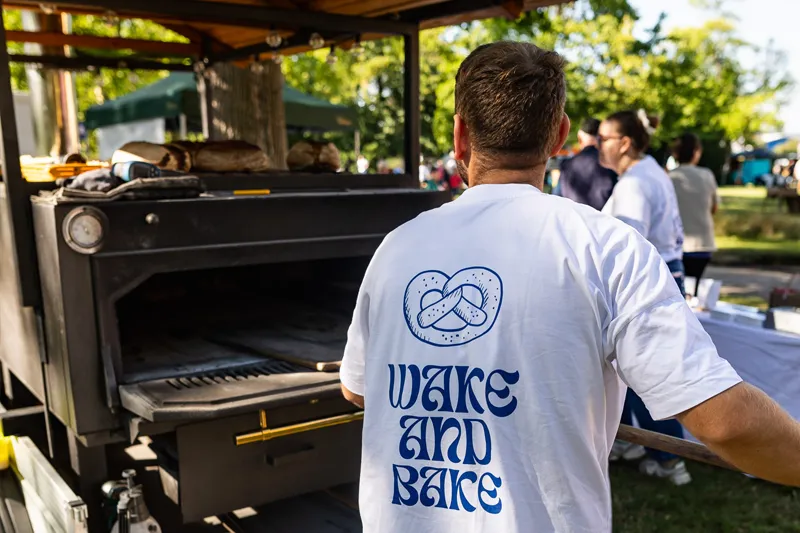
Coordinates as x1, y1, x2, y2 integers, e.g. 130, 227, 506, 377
558, 118, 618, 210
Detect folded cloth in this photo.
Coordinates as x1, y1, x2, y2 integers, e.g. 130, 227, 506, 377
39, 176, 204, 204
56, 168, 123, 193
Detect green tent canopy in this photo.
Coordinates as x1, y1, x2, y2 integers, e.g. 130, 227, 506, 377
84, 71, 357, 132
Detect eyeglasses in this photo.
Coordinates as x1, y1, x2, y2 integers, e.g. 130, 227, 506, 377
598, 135, 623, 144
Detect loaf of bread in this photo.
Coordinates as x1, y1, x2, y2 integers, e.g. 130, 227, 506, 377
191, 140, 273, 173
166, 140, 203, 165
112, 140, 274, 173
112, 141, 191, 172
286, 140, 341, 173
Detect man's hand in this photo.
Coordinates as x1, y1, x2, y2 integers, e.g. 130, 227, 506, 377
341, 384, 364, 408
677, 382, 800, 487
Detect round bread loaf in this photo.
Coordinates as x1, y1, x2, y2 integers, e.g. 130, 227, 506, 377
286, 140, 341, 173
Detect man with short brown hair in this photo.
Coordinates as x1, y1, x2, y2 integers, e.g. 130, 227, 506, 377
341, 41, 800, 533
453, 41, 567, 180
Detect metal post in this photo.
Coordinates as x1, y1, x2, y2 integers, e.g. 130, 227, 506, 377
179, 113, 188, 139
197, 69, 211, 140
0, 2, 40, 307
403, 29, 420, 177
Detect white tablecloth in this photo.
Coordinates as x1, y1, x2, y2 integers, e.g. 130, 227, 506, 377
695, 311, 800, 420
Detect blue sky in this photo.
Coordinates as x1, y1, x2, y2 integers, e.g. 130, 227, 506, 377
632, 0, 799, 134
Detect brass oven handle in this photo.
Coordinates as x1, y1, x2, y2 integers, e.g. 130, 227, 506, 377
236, 411, 364, 446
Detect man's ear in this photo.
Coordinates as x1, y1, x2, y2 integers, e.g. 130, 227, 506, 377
454, 114, 470, 161
550, 113, 571, 157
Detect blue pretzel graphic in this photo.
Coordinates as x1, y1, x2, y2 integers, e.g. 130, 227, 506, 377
403, 267, 503, 347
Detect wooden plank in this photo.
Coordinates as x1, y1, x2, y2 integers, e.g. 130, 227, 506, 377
357, 0, 444, 17
122, 335, 270, 384
617, 425, 737, 471
211, 331, 343, 372
501, 0, 525, 19
5, 30, 200, 56
420, 5, 502, 29
420, 0, 562, 29
311, 0, 441, 16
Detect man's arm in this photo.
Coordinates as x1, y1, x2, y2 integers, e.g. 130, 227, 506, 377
341, 384, 364, 408
339, 256, 374, 410
604, 230, 799, 487
678, 382, 800, 486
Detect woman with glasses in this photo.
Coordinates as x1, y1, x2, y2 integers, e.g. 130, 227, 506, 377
597, 109, 692, 486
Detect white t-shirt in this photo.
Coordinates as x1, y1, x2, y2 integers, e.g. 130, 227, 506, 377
602, 156, 685, 263
340, 183, 741, 533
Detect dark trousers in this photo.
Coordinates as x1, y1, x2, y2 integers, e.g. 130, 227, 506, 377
665, 258, 686, 298
683, 252, 712, 296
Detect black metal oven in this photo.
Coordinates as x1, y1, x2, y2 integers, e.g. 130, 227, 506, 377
24, 175, 448, 520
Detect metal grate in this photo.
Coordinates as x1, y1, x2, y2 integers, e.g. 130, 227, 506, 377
165, 360, 304, 390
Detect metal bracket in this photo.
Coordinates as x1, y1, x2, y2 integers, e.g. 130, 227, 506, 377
235, 410, 364, 446
67, 500, 89, 533
0, 405, 45, 420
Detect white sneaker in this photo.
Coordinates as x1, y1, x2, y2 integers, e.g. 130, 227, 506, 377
609, 440, 646, 462
639, 458, 692, 486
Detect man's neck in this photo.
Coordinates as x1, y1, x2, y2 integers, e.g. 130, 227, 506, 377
469, 165, 546, 190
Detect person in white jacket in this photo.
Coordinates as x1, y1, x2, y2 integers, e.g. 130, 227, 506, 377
598, 109, 692, 484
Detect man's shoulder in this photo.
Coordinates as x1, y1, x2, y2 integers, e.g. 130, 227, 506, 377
548, 194, 651, 255
374, 200, 458, 252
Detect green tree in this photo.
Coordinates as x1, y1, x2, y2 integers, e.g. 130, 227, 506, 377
3, 9, 185, 146
466, 1, 790, 149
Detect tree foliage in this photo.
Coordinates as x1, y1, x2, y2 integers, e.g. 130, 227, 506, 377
2, 0, 791, 165
3, 10, 186, 122
283, 0, 791, 165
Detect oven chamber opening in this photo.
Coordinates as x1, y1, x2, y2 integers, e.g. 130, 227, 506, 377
115, 257, 369, 385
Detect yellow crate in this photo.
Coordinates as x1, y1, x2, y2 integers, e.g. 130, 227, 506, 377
21, 163, 107, 182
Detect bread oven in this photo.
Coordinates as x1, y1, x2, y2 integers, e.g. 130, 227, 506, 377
30, 173, 448, 520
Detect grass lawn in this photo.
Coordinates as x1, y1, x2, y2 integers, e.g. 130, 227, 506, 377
715, 236, 800, 258
611, 461, 800, 532
714, 187, 800, 264
718, 293, 769, 310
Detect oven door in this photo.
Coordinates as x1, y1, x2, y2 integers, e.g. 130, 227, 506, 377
114, 258, 363, 423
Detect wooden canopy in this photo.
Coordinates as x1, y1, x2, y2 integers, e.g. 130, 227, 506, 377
5, 0, 563, 63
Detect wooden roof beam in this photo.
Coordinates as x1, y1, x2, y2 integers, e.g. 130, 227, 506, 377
501, 0, 524, 19
5, 30, 201, 56
9, 0, 419, 35
8, 53, 193, 71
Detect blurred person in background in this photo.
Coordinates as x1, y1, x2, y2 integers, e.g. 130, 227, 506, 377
357, 154, 370, 174
444, 157, 465, 198
670, 133, 718, 295
558, 117, 618, 210
599, 109, 691, 486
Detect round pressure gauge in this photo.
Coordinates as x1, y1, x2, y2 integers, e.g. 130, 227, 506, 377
62, 206, 107, 254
